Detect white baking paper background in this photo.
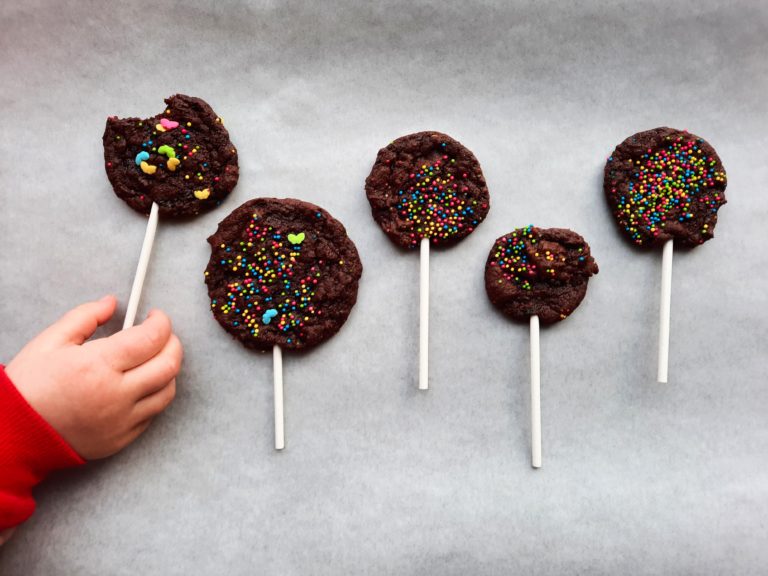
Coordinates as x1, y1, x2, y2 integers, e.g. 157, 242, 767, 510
1, 1, 767, 574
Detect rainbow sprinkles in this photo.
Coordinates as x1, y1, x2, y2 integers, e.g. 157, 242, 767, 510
395, 142, 486, 247
207, 215, 319, 346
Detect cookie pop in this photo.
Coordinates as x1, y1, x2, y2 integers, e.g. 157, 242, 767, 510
485, 226, 598, 468
205, 198, 362, 450
604, 128, 727, 382
366, 131, 490, 389
103, 94, 239, 328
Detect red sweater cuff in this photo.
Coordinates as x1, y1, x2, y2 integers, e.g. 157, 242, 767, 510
0, 365, 85, 529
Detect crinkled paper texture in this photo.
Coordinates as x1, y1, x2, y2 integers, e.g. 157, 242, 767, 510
0, 1, 766, 574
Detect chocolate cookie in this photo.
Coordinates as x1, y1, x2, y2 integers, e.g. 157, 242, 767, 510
365, 131, 490, 249
485, 226, 598, 325
103, 94, 239, 217
604, 127, 727, 248
205, 198, 362, 351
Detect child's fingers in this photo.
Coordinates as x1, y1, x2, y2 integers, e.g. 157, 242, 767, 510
43, 296, 117, 346
122, 333, 182, 398
132, 379, 176, 423
99, 310, 173, 371
119, 418, 153, 451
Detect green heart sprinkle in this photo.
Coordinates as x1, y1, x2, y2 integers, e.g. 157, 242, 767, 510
287, 232, 305, 245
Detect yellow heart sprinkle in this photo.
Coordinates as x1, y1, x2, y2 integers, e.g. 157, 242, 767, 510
155, 124, 166, 132
140, 161, 157, 175
194, 188, 210, 200
167, 158, 181, 171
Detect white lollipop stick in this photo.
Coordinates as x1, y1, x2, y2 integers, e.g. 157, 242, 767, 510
123, 202, 159, 329
273, 345, 285, 450
657, 239, 674, 383
419, 238, 430, 390
530, 315, 542, 468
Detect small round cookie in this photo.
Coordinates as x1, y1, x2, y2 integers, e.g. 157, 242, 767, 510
365, 131, 490, 249
485, 226, 598, 325
103, 94, 239, 217
205, 198, 363, 351
604, 127, 727, 248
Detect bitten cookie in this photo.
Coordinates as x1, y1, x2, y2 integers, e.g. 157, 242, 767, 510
365, 131, 490, 249
604, 127, 727, 248
205, 198, 363, 351
485, 226, 598, 325
103, 94, 239, 217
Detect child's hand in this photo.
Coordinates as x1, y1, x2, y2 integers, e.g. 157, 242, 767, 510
5, 296, 182, 460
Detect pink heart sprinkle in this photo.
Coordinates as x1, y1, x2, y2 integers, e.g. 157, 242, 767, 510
160, 118, 179, 130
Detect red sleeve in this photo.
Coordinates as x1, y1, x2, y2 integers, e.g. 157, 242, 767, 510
0, 365, 85, 530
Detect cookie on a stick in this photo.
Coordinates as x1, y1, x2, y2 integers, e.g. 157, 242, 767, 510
604, 127, 727, 382
366, 131, 490, 390
205, 198, 362, 449
103, 94, 239, 327
485, 226, 598, 468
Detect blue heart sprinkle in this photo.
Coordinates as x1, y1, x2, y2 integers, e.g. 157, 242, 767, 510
135, 151, 150, 166
262, 308, 278, 325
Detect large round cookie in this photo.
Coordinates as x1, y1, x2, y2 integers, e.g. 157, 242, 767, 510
604, 127, 727, 248
365, 131, 490, 249
485, 226, 598, 325
205, 198, 363, 351
103, 94, 239, 217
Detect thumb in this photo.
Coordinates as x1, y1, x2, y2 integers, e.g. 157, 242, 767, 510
42, 296, 118, 346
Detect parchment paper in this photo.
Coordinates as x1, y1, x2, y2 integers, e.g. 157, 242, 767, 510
1, 1, 767, 574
